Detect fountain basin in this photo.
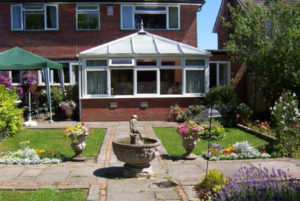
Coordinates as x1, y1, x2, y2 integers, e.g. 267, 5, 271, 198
112, 137, 161, 177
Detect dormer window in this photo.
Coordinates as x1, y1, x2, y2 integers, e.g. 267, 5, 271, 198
11, 4, 58, 31
121, 5, 179, 30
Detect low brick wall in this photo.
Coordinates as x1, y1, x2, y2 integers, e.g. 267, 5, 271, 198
81, 98, 201, 121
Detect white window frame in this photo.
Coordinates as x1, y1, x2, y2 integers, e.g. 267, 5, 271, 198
11, 4, 59, 31
135, 68, 159, 96
76, 4, 100, 31
184, 68, 206, 96
80, 57, 209, 99
84, 68, 109, 97
38, 61, 79, 86
159, 66, 184, 96
209, 61, 231, 86
9, 70, 22, 86
109, 58, 135, 67
120, 5, 180, 30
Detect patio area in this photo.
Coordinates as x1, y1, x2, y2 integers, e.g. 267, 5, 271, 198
0, 121, 299, 201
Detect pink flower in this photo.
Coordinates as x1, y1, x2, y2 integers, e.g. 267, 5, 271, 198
192, 126, 200, 131
178, 127, 188, 135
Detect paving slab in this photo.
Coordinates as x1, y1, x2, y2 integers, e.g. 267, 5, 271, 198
155, 191, 179, 200
0, 168, 25, 182
107, 191, 155, 201
108, 179, 154, 193
19, 168, 43, 177
206, 161, 252, 178
167, 164, 204, 181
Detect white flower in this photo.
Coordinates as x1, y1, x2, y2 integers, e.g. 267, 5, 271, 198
293, 92, 296, 97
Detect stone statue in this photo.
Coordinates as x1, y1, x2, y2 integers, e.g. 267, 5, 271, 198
129, 115, 144, 145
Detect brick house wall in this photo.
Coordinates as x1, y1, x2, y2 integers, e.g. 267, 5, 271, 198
210, 53, 247, 103
0, 2, 203, 121
0, 4, 198, 60
81, 98, 201, 121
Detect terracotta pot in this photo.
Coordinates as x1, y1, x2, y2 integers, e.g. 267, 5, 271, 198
182, 133, 198, 160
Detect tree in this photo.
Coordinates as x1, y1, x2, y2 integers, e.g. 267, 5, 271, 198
225, 0, 300, 107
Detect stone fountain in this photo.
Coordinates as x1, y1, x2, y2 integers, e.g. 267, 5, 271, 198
112, 115, 161, 177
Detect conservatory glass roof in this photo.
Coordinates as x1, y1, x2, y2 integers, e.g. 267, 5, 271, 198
78, 30, 211, 57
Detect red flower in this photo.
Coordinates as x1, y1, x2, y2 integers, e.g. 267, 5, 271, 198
236, 114, 241, 118
261, 149, 266, 153
291, 124, 296, 129
81, 122, 85, 126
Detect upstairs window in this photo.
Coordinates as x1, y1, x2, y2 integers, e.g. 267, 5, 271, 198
11, 4, 58, 31
121, 5, 179, 30
76, 5, 100, 30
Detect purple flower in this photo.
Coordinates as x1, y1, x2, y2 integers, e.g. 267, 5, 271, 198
0, 75, 12, 89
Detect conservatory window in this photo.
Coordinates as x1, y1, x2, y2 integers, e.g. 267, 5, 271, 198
160, 69, 182, 95
111, 69, 133, 95
186, 70, 205, 94
86, 70, 107, 95
86, 60, 107, 67
137, 70, 157, 94
161, 59, 181, 66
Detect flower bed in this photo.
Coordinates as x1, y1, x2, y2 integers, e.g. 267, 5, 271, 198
211, 166, 300, 201
0, 142, 61, 165
204, 141, 271, 161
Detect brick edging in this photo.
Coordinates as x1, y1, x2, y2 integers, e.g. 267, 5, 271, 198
237, 124, 277, 142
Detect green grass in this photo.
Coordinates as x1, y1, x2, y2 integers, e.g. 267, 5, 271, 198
154, 127, 269, 156
0, 129, 106, 158
0, 189, 87, 201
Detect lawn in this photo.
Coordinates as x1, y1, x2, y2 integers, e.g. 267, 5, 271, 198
154, 127, 269, 156
0, 189, 87, 201
0, 129, 106, 158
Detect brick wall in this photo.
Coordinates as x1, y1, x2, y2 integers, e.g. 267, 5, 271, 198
210, 53, 247, 103
81, 98, 201, 121
0, 3, 198, 60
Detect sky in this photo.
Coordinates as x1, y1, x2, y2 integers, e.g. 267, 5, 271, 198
197, 0, 222, 50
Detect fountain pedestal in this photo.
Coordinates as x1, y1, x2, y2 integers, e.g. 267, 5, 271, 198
112, 137, 160, 178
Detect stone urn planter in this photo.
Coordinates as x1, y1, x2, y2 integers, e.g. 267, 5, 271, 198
112, 137, 161, 177
182, 133, 198, 160
69, 132, 88, 161
65, 123, 91, 162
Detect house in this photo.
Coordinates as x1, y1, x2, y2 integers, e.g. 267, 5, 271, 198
211, 0, 268, 110
0, 0, 236, 121
213, 0, 300, 111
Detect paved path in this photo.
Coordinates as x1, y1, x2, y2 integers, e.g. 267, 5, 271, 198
0, 121, 300, 201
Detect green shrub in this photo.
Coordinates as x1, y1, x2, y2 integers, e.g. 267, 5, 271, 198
236, 103, 253, 124
200, 125, 225, 140
205, 86, 239, 106
271, 91, 300, 157
0, 85, 23, 138
197, 169, 226, 200
205, 86, 239, 127
177, 105, 206, 123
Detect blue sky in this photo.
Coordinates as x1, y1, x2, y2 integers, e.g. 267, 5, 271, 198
197, 0, 222, 50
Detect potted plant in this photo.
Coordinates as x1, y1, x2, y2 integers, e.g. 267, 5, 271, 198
177, 120, 204, 159
64, 123, 93, 161
170, 103, 182, 121
59, 100, 76, 120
